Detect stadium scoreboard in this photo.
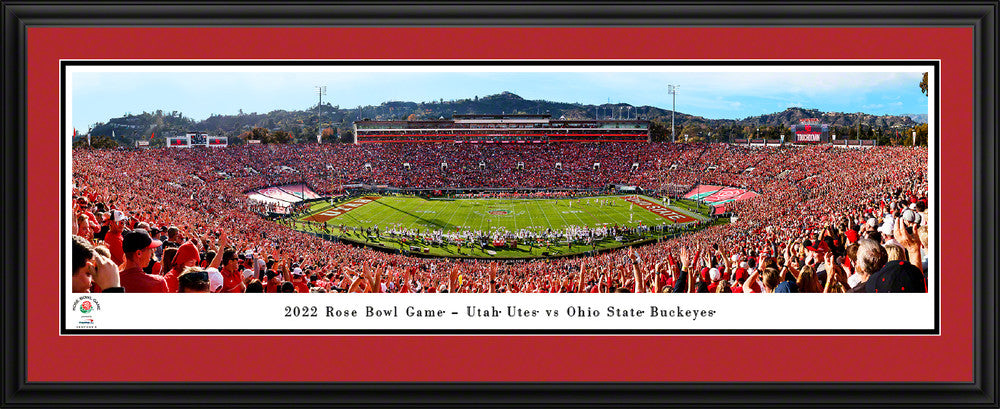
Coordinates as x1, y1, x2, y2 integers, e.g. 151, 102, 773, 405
167, 132, 228, 148
789, 118, 830, 143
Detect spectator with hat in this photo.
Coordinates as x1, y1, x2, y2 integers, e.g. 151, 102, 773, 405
163, 241, 200, 293
118, 229, 168, 293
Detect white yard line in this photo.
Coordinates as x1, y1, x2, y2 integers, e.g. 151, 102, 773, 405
403, 198, 437, 230
536, 199, 555, 229
567, 201, 589, 227
525, 199, 537, 228
366, 197, 406, 227
551, 199, 573, 228
449, 198, 471, 230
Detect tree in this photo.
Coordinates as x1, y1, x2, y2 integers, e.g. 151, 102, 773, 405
648, 120, 668, 142
250, 127, 269, 142
906, 123, 929, 146
680, 124, 702, 142
269, 130, 292, 144
321, 127, 338, 143
340, 129, 355, 144
919, 72, 928, 96
73, 134, 119, 149
150, 132, 166, 147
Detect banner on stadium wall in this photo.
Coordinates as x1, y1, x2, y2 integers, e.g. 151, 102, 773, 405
167, 137, 189, 148
248, 139, 261, 144
208, 137, 228, 147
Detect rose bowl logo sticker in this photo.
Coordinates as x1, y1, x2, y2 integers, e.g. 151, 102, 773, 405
71, 296, 101, 329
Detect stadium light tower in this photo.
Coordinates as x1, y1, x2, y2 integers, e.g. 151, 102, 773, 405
667, 85, 679, 143
315, 85, 327, 142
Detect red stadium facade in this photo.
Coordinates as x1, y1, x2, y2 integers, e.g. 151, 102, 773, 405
353, 114, 650, 144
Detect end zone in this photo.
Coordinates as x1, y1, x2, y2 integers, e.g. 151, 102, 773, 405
620, 196, 698, 223
302, 196, 381, 223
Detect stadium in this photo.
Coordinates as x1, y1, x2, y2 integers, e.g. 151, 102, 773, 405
71, 114, 930, 294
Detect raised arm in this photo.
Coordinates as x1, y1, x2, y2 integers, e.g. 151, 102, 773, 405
893, 218, 924, 275
743, 268, 760, 293
628, 248, 644, 293
718, 248, 731, 276
280, 256, 292, 282
208, 231, 228, 270
576, 262, 584, 293
822, 252, 847, 293
347, 272, 365, 293
652, 261, 662, 293
449, 265, 460, 293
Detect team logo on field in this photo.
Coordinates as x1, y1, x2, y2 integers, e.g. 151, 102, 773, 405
473, 208, 525, 217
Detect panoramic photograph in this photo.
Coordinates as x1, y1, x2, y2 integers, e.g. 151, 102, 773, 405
67, 65, 931, 303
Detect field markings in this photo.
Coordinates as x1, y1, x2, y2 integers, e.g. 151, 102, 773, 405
574, 200, 604, 226
566, 200, 591, 227
511, 199, 518, 231
417, 198, 452, 231
366, 197, 406, 228
456, 199, 477, 231
371, 197, 434, 232
551, 199, 573, 229
524, 199, 537, 229
478, 201, 487, 232
606, 197, 632, 227
535, 199, 555, 229
409, 198, 448, 231
442, 198, 466, 231
402, 198, 432, 230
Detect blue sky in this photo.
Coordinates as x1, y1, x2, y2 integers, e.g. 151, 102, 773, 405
69, 67, 930, 132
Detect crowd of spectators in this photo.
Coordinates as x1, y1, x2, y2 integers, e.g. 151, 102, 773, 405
71, 142, 929, 294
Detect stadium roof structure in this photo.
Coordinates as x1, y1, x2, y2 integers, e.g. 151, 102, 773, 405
353, 114, 650, 144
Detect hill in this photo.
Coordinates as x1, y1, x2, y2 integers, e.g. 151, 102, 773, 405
77, 92, 923, 146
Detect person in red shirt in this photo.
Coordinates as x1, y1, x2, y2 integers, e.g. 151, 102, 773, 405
290, 268, 310, 293
220, 249, 247, 293
103, 217, 126, 265
263, 270, 281, 293
118, 229, 168, 293
163, 241, 200, 292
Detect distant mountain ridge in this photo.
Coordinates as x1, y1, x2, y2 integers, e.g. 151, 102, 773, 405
80, 92, 923, 144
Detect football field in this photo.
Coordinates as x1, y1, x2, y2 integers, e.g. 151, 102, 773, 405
293, 195, 710, 259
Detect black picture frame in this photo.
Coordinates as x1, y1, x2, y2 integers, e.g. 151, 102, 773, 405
2, 1, 995, 407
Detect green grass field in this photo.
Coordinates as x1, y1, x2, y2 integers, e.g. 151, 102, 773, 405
291, 195, 713, 259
